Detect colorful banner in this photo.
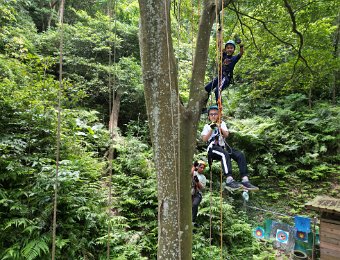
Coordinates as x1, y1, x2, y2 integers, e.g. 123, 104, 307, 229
296, 231, 308, 242
264, 219, 273, 239
294, 216, 311, 233
276, 229, 289, 244
253, 226, 265, 239
270, 221, 295, 253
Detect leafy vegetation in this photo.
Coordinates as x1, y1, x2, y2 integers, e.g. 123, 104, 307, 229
0, 0, 339, 258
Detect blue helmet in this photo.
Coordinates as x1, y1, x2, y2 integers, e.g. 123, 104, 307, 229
207, 105, 218, 114
225, 40, 236, 48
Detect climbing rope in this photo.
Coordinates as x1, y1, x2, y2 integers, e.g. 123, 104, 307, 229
191, 0, 194, 64
215, 1, 225, 259
175, 2, 182, 255
106, 0, 117, 258
51, 0, 65, 259
209, 165, 213, 248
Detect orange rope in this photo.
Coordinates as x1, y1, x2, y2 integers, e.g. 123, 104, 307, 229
209, 166, 213, 250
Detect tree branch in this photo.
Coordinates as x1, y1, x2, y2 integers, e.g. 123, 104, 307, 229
227, 2, 314, 77
227, 5, 294, 48
230, 2, 259, 52
283, 0, 314, 75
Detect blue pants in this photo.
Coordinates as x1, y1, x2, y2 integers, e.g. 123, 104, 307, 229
204, 76, 230, 102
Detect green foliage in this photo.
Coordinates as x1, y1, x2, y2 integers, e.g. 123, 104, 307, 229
123, 119, 150, 145
212, 0, 339, 103
1, 0, 339, 258
34, 7, 144, 128
0, 19, 108, 257
224, 94, 340, 181
210, 94, 340, 220
0, 1, 151, 258
0, 81, 112, 258
111, 137, 158, 259
192, 192, 272, 259
21, 236, 49, 260
0, 2, 37, 59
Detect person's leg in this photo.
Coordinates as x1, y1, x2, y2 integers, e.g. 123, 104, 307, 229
192, 193, 202, 222
221, 76, 230, 91
214, 76, 229, 102
210, 145, 232, 177
205, 77, 218, 93
229, 148, 248, 178
210, 146, 242, 190
230, 148, 259, 191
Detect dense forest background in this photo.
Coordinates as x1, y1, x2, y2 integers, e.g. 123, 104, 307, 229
0, 0, 339, 259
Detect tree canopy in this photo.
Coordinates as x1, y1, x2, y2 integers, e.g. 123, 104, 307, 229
0, 0, 339, 258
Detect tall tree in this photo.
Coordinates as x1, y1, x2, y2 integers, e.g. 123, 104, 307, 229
138, 0, 230, 258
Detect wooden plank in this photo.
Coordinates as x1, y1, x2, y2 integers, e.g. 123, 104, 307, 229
321, 255, 340, 260
321, 228, 340, 236
321, 229, 340, 237
322, 221, 340, 230
320, 247, 340, 259
322, 218, 340, 225
305, 196, 340, 213
320, 232, 340, 241
321, 236, 340, 245
321, 222, 340, 236
320, 241, 340, 252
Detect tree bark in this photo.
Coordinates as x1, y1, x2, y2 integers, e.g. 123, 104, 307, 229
109, 91, 121, 136
138, 0, 228, 258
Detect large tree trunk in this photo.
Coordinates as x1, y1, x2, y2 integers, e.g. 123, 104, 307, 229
138, 0, 229, 258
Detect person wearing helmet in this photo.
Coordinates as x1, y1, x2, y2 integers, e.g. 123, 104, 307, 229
201, 105, 258, 191
191, 160, 207, 226
204, 33, 244, 103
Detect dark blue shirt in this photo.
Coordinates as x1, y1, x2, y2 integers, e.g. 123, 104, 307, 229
221, 52, 242, 78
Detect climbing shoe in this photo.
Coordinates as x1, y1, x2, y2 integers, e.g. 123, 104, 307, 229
242, 181, 259, 191
225, 180, 242, 191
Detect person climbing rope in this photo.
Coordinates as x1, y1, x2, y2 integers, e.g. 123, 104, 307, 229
201, 105, 258, 191
204, 30, 244, 103
191, 160, 207, 227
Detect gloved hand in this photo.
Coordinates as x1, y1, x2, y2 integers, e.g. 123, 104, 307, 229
194, 175, 199, 183
210, 122, 217, 129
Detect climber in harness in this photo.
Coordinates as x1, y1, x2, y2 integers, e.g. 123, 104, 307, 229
201, 105, 258, 191
204, 29, 244, 103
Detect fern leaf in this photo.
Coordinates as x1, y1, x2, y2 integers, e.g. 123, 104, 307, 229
21, 238, 49, 260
